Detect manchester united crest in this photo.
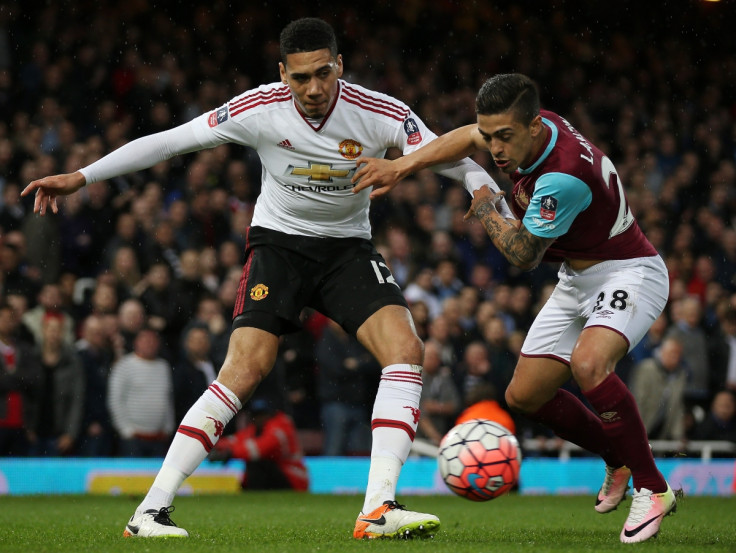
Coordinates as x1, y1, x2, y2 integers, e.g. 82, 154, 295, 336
338, 139, 363, 160
250, 284, 269, 301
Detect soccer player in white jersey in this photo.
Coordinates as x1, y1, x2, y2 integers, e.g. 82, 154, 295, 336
23, 18, 512, 539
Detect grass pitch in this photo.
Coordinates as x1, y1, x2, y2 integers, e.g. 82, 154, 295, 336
0, 492, 733, 553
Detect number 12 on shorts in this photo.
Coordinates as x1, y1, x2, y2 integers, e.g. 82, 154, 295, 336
371, 260, 399, 287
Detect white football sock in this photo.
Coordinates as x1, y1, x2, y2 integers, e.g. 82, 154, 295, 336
362, 364, 422, 513
137, 381, 241, 513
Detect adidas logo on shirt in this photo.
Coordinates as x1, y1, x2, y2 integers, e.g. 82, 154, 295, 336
277, 139, 295, 150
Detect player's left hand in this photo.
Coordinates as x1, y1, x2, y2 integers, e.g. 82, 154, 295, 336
351, 157, 402, 199
464, 186, 504, 220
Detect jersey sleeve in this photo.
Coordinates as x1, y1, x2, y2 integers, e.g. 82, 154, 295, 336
188, 100, 261, 148
398, 111, 514, 219
522, 172, 592, 238
79, 118, 212, 184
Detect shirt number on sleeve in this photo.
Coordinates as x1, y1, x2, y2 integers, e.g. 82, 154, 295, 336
601, 156, 634, 239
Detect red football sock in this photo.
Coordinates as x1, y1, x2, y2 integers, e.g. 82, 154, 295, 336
528, 388, 624, 467
583, 373, 666, 492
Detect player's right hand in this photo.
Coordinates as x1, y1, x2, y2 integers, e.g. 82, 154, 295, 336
352, 157, 403, 200
21, 171, 87, 215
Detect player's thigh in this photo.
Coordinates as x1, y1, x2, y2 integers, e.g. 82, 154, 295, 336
581, 255, 669, 352
314, 243, 419, 365
521, 279, 584, 363
505, 355, 572, 414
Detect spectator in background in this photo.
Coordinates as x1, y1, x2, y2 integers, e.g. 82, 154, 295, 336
665, 296, 711, 409
426, 313, 459, 368
455, 217, 508, 283
75, 314, 115, 456
404, 267, 442, 320
107, 327, 175, 457
316, 319, 380, 456
141, 219, 182, 276
108, 245, 142, 302
57, 191, 94, 277
382, 226, 415, 289
276, 326, 320, 430
27, 311, 84, 456
432, 258, 464, 301
116, 298, 148, 355
480, 315, 516, 406
407, 300, 430, 342
416, 339, 461, 445
182, 295, 230, 369
630, 337, 688, 441
170, 248, 206, 332
173, 324, 217, 423
0, 182, 26, 233
21, 283, 76, 346
689, 390, 736, 445
628, 312, 670, 366
86, 280, 119, 319
103, 212, 140, 274
453, 340, 494, 401
135, 262, 177, 347
0, 302, 41, 456
210, 397, 309, 491
23, 283, 76, 345
708, 305, 736, 394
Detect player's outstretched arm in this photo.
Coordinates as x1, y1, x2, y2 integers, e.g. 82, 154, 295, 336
352, 124, 482, 199
21, 171, 87, 215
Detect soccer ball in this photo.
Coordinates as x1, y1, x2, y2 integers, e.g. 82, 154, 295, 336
438, 419, 521, 501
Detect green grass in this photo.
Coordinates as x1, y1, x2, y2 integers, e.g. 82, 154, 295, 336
0, 493, 733, 553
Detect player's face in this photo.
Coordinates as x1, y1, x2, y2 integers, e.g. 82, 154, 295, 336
280, 49, 343, 118
476, 112, 544, 174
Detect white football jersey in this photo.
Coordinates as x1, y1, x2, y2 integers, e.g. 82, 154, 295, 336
81, 79, 504, 239
190, 80, 491, 238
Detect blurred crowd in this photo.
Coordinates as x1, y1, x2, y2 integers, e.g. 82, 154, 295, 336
0, 1, 735, 458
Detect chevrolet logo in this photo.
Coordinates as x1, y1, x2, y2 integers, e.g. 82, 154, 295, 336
289, 163, 354, 183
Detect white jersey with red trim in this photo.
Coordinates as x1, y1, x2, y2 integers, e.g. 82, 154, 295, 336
190, 80, 493, 238
80, 79, 504, 239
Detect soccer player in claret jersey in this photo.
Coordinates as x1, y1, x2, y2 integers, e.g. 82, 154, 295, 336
354, 73, 677, 544
23, 19, 513, 540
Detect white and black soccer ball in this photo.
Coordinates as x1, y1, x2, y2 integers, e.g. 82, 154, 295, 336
438, 419, 522, 501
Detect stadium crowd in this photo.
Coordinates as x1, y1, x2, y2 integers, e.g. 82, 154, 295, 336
0, 1, 735, 458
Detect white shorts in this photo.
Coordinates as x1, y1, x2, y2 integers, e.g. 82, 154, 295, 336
521, 256, 669, 364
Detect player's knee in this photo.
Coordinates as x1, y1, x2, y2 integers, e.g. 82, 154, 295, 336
569, 353, 609, 391
217, 363, 267, 400
505, 384, 536, 415
403, 333, 424, 365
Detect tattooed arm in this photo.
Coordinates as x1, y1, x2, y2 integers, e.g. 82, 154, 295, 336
467, 188, 554, 271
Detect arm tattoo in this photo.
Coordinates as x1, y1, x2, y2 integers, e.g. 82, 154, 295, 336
474, 201, 553, 270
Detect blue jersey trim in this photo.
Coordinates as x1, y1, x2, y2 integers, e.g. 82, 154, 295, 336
523, 172, 592, 238
518, 117, 557, 175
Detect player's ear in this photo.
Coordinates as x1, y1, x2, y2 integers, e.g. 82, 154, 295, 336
279, 62, 288, 84
529, 114, 543, 137
335, 54, 343, 78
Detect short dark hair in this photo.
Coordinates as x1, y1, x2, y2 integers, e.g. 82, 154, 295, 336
476, 73, 540, 126
279, 18, 338, 64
